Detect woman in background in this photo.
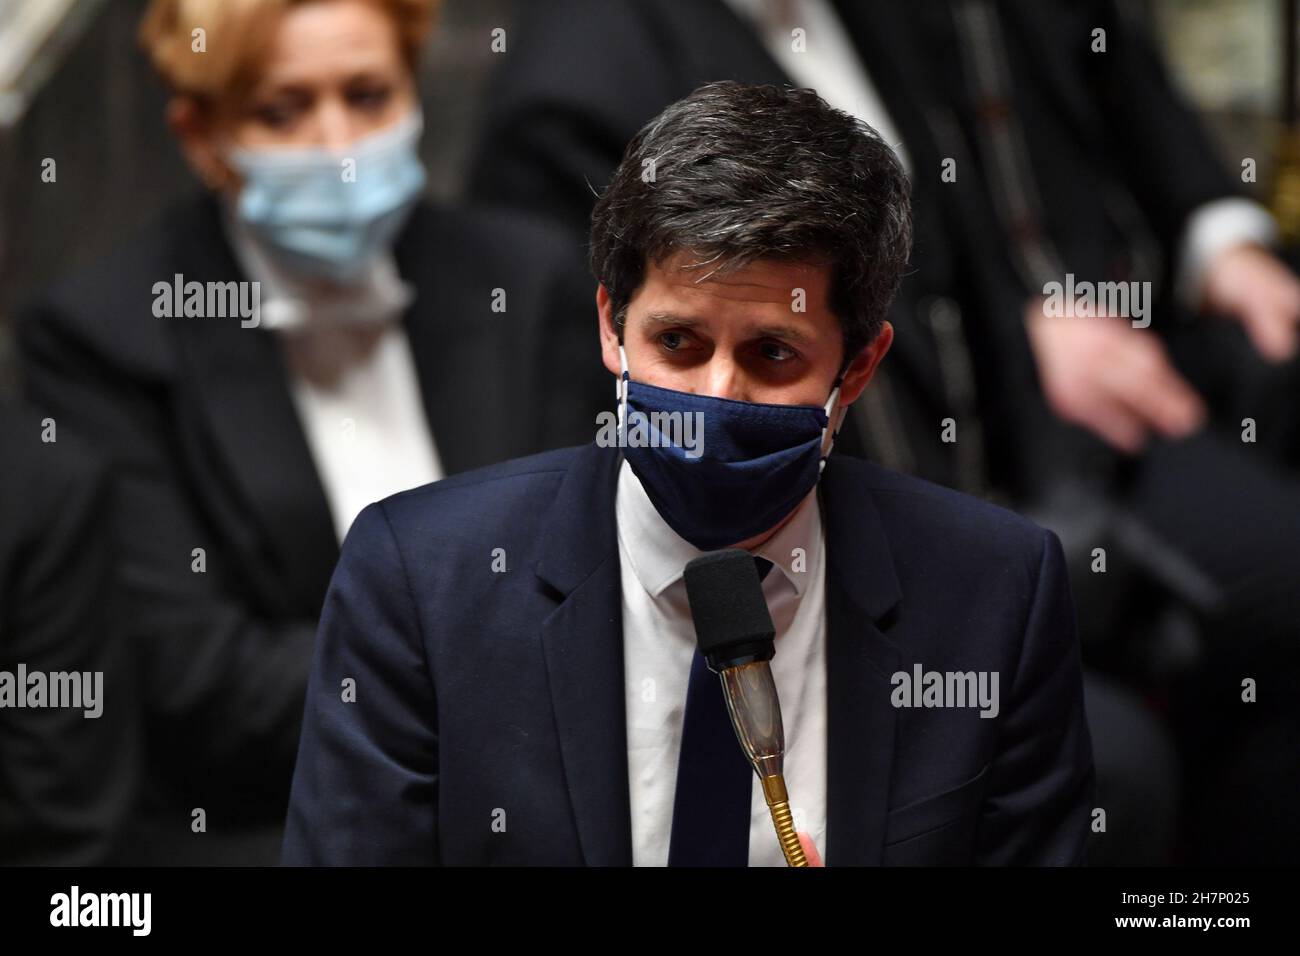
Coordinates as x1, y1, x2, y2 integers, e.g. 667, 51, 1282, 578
18, 0, 602, 864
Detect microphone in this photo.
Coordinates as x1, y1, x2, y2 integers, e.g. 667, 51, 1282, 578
683, 549, 809, 867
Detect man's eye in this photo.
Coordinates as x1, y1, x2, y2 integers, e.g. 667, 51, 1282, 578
759, 340, 797, 362
659, 331, 688, 351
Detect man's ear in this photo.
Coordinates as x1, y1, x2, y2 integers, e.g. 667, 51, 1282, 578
597, 283, 622, 378
837, 321, 893, 406
167, 96, 237, 193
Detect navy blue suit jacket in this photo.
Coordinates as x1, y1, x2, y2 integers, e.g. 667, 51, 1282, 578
282, 443, 1095, 865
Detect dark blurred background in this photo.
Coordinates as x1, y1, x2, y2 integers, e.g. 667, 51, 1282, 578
1, 0, 1295, 391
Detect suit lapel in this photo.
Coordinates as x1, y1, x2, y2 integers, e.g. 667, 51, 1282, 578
169, 195, 339, 615
820, 456, 903, 866
532, 447, 905, 866
535, 444, 633, 865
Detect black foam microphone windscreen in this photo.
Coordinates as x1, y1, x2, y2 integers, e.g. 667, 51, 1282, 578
683, 549, 776, 663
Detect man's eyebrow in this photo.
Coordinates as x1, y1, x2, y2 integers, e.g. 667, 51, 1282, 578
640, 311, 812, 344
752, 324, 812, 345
642, 311, 701, 329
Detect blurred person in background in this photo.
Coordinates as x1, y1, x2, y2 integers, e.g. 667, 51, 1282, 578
467, 0, 1300, 864
16, 0, 603, 864
0, 404, 139, 865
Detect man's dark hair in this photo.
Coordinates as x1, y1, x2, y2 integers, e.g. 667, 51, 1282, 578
589, 80, 912, 367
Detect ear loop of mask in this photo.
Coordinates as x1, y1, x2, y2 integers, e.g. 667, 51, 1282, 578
617, 344, 630, 441
819, 377, 845, 474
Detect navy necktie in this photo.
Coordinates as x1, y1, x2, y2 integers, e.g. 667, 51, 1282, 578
667, 557, 773, 866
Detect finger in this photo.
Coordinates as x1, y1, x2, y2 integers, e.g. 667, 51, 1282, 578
797, 830, 824, 867
1126, 366, 1205, 438
1111, 340, 1206, 438
1084, 395, 1150, 454
1240, 306, 1300, 363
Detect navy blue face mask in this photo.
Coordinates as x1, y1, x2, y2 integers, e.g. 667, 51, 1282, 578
617, 345, 843, 551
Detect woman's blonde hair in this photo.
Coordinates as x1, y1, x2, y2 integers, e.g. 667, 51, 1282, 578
139, 0, 438, 104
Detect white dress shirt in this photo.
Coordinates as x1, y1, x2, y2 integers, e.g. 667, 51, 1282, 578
617, 459, 828, 866
223, 212, 443, 543
280, 324, 443, 542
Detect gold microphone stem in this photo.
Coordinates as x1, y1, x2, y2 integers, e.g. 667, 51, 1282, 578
761, 773, 808, 867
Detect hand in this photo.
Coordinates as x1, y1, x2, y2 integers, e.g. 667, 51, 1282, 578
797, 830, 823, 867
1023, 297, 1206, 454
1200, 243, 1300, 363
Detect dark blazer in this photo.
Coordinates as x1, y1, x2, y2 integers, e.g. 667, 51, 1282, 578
0, 405, 139, 865
282, 443, 1096, 865
467, 0, 1245, 498
16, 193, 606, 864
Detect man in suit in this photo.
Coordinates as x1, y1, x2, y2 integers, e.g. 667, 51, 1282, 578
283, 82, 1095, 866
16, 0, 605, 865
466, 0, 1300, 864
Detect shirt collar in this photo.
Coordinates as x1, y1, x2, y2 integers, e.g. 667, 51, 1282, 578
615, 458, 821, 600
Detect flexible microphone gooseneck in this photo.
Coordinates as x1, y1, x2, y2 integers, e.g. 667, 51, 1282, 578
682, 549, 809, 867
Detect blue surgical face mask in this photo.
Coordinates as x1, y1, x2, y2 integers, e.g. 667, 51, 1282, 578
225, 109, 426, 283
617, 344, 843, 551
